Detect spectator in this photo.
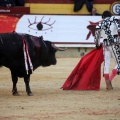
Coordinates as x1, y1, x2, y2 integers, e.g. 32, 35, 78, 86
15, 0, 25, 6
90, 7, 100, 16
74, 0, 93, 13
0, 0, 16, 8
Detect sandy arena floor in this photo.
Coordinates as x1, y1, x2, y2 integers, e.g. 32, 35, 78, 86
0, 58, 120, 120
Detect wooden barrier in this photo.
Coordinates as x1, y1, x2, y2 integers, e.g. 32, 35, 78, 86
0, 6, 30, 14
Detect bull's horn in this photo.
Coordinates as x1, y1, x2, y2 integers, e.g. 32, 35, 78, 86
52, 44, 67, 51
56, 47, 67, 51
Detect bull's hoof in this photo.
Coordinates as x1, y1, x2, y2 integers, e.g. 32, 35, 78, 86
12, 92, 20, 96
27, 92, 33, 96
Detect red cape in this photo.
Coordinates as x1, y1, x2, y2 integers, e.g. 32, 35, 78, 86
61, 45, 104, 90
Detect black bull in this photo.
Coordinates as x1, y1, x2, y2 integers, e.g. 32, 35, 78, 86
0, 32, 66, 96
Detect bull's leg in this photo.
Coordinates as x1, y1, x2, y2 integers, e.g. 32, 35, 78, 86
11, 71, 19, 96
24, 75, 33, 96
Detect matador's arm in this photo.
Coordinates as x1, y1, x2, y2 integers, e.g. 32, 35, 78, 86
94, 23, 101, 48
112, 16, 120, 33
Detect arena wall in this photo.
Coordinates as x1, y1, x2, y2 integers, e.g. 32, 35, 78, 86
25, 0, 115, 14
24, 0, 118, 57
56, 47, 94, 58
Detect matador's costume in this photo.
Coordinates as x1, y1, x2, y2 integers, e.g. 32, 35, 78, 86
94, 15, 120, 89
61, 12, 120, 91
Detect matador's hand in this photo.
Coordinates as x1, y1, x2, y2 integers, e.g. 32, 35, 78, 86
96, 45, 100, 49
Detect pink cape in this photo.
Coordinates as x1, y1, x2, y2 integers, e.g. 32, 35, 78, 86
61, 45, 104, 90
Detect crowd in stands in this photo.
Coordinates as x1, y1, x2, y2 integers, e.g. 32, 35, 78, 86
3, 0, 118, 16
0, 0, 25, 7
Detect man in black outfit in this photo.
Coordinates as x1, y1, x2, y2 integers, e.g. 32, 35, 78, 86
15, 0, 25, 6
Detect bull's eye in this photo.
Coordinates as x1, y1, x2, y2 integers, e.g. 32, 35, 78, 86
28, 16, 56, 31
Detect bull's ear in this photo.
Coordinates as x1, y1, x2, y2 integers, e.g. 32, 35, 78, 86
51, 43, 67, 51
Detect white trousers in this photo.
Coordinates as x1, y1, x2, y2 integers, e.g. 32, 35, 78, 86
103, 44, 120, 74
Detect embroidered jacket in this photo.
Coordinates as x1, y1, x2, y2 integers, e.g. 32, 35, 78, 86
94, 16, 120, 46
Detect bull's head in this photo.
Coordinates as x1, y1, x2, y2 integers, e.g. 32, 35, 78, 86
41, 41, 66, 67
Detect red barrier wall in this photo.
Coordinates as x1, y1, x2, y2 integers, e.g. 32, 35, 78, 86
26, 0, 115, 4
